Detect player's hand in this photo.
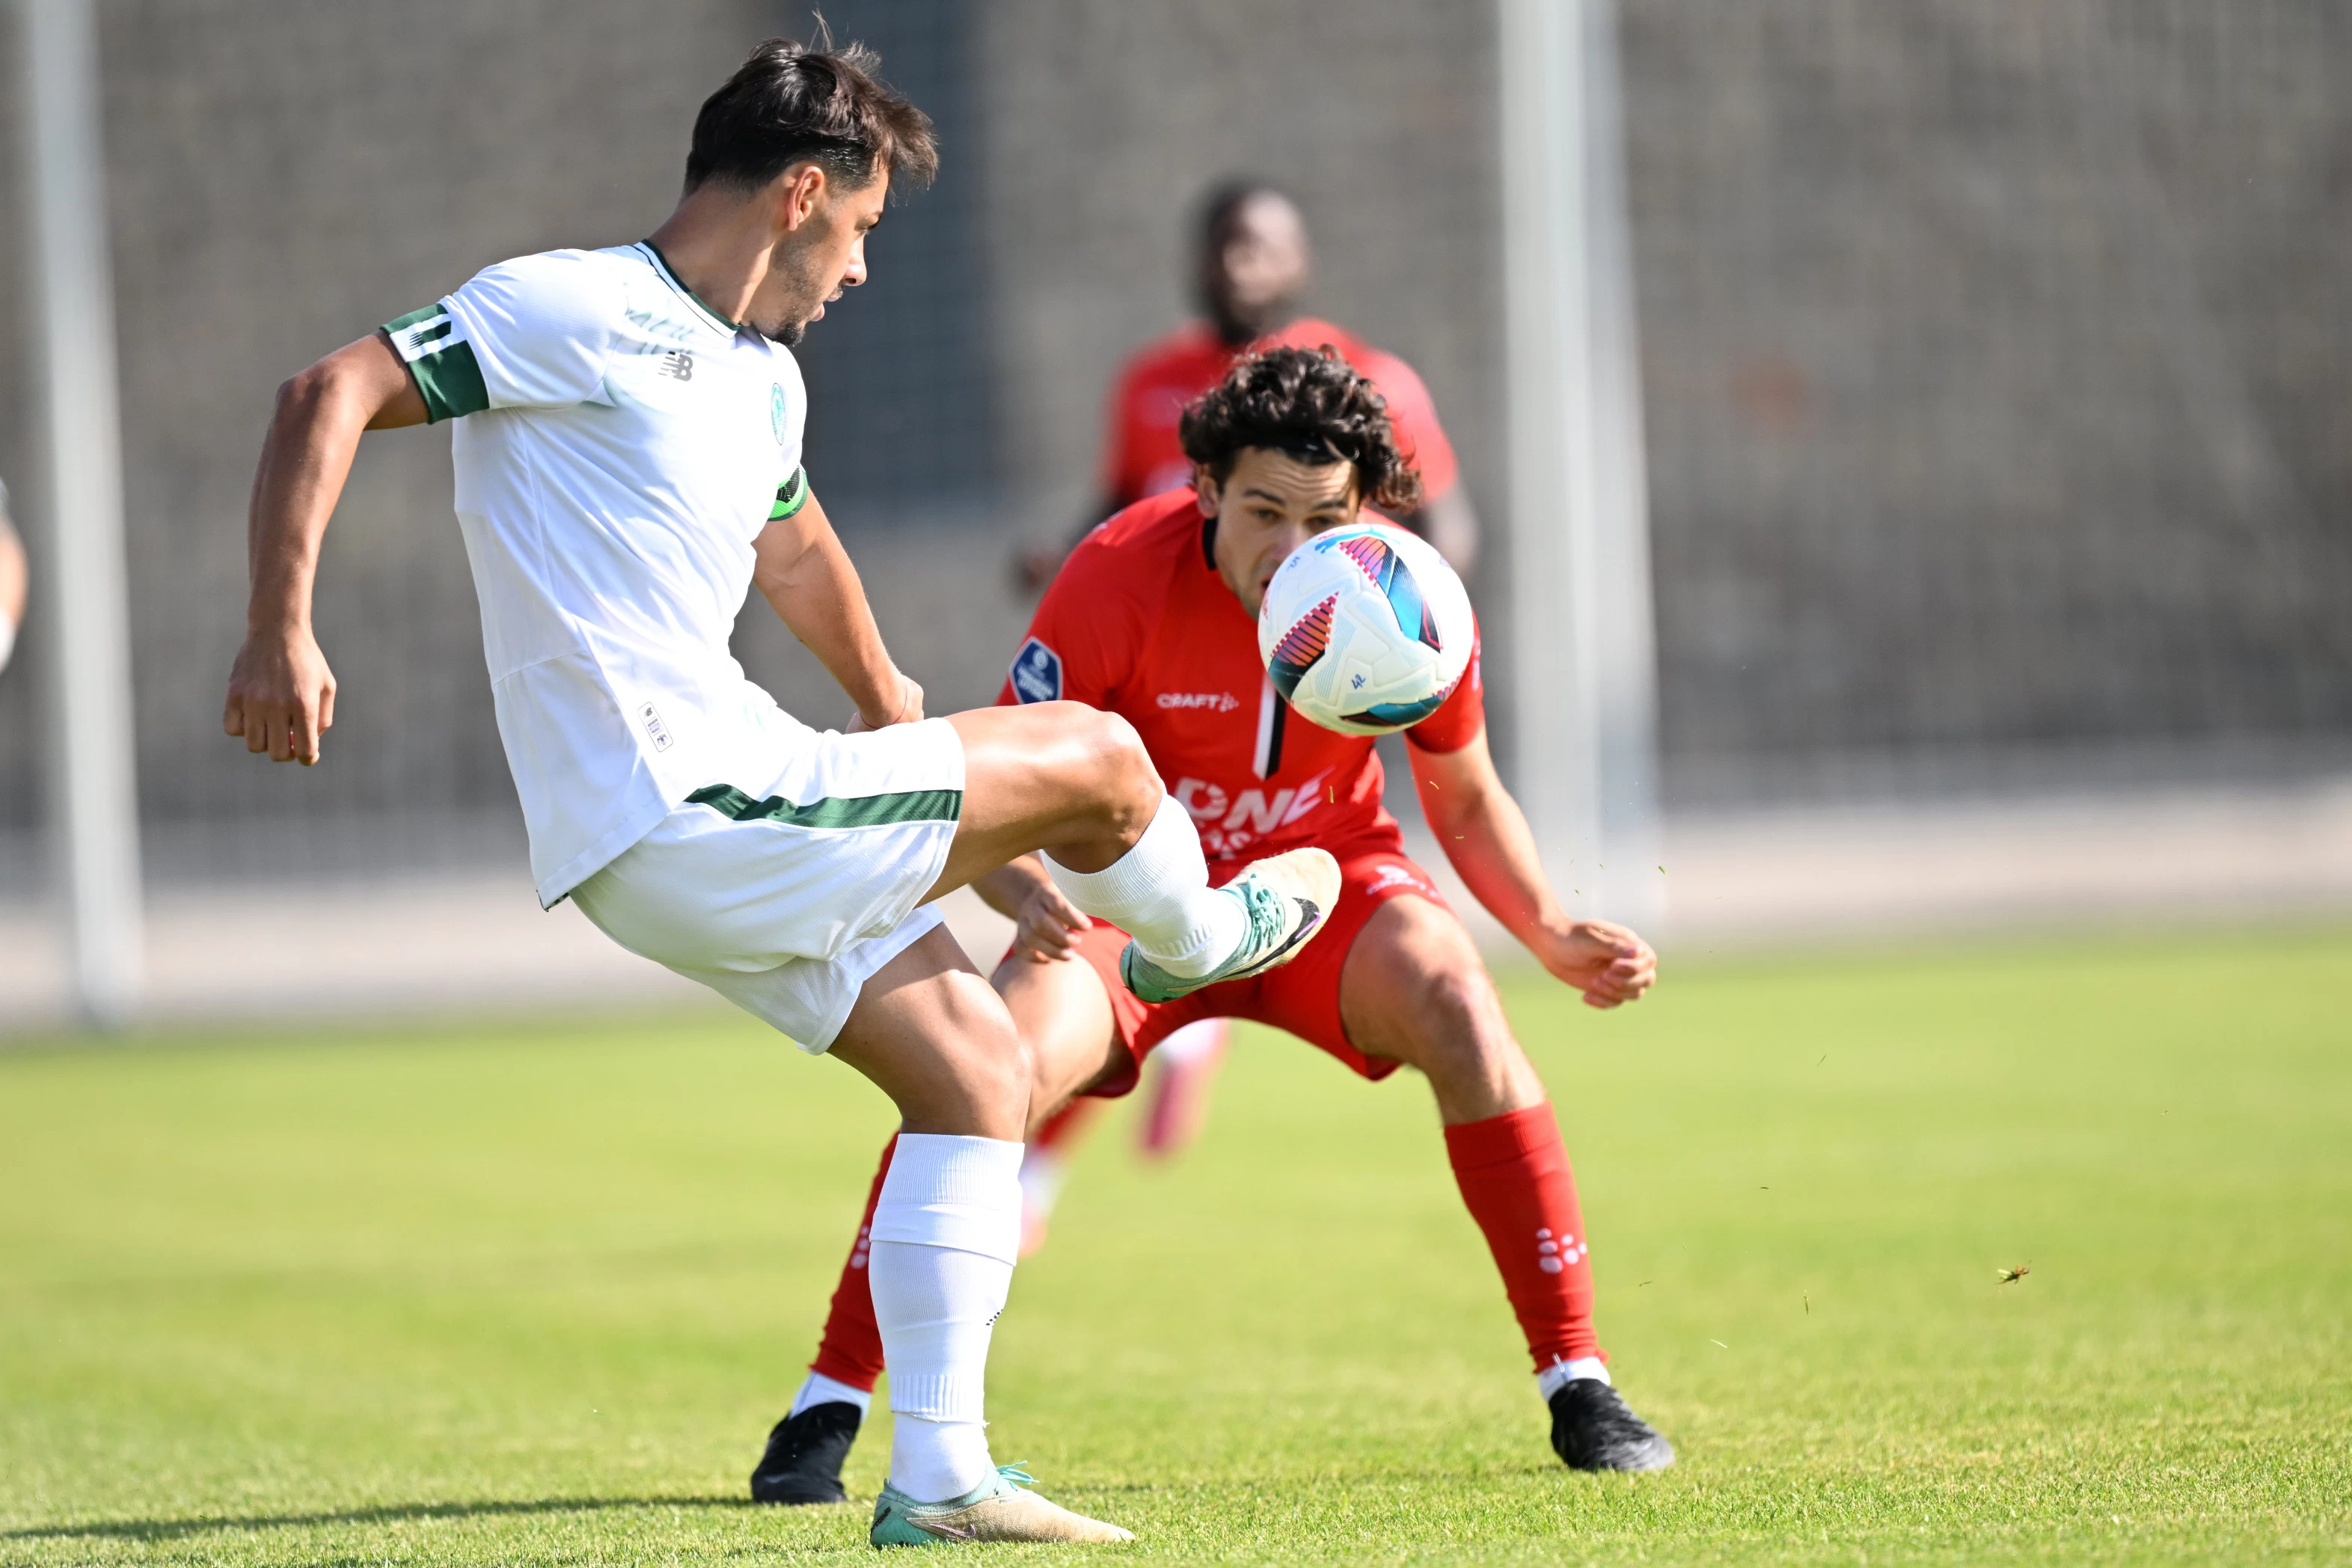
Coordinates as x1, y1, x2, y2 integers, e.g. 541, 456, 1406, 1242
846, 673, 922, 733
1534, 918, 1656, 1009
223, 627, 337, 765
1010, 879, 1090, 964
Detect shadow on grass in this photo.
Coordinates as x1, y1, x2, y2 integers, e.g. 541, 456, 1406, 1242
4, 1493, 789, 1543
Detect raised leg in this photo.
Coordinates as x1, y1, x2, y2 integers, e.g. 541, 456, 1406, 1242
931, 704, 1334, 989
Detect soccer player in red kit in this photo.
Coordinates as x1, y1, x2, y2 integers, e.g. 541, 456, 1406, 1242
1020, 180, 1484, 1192
751, 349, 1674, 1501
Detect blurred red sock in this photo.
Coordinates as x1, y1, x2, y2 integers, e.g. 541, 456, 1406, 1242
1030, 1097, 1103, 1154
1444, 1104, 1603, 1370
807, 1134, 894, 1392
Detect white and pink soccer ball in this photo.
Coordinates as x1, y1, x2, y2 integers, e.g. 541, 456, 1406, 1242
1258, 522, 1475, 737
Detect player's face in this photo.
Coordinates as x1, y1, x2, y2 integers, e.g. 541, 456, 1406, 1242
1201, 193, 1311, 335
756, 165, 889, 346
1199, 447, 1362, 616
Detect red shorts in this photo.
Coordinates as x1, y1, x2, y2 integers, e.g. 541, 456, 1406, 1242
1048, 844, 1449, 1097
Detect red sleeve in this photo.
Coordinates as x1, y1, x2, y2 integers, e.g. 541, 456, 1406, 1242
1098, 351, 1152, 507
1356, 347, 1460, 501
1403, 629, 1485, 753
997, 525, 1155, 711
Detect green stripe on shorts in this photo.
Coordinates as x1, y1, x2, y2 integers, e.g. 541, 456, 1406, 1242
687, 783, 963, 830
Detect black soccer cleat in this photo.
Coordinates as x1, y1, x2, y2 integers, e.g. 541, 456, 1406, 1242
749, 1400, 863, 1504
1548, 1379, 1676, 1472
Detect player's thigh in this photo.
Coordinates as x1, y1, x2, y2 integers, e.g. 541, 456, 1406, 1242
990, 945, 1127, 1139
827, 923, 1030, 1141
924, 704, 1157, 895
1338, 895, 1543, 1120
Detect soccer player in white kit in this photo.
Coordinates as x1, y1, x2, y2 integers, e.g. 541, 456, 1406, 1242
221, 37, 1339, 1548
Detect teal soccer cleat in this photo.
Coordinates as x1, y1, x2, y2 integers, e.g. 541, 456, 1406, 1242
869, 1464, 1133, 1546
1119, 847, 1340, 1003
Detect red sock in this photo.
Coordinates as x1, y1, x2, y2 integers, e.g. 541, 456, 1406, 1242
1030, 1096, 1103, 1156
807, 1134, 895, 1392
1444, 1103, 1603, 1371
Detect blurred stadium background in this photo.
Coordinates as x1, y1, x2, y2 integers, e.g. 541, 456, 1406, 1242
3, 0, 2350, 1030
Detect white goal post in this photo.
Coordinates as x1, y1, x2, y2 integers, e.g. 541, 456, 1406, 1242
1498, 0, 1665, 931
16, 0, 144, 1027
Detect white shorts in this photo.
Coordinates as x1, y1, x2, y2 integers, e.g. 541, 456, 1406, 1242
572, 717, 965, 1052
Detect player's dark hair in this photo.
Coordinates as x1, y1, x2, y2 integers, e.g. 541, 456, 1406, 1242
1197, 178, 1300, 248
1178, 346, 1424, 513
685, 34, 938, 195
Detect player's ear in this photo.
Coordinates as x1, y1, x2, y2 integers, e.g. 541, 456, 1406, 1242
775, 162, 825, 231
1192, 466, 1220, 518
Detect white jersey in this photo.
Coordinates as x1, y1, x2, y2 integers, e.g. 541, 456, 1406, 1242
386, 243, 817, 906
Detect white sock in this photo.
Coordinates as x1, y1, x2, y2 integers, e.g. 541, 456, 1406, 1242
790, 1370, 872, 1418
1046, 795, 1246, 978
1537, 1356, 1613, 1400
867, 1133, 1022, 1503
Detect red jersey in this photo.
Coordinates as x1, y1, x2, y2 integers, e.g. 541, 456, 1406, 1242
1100, 317, 1462, 509
999, 489, 1484, 870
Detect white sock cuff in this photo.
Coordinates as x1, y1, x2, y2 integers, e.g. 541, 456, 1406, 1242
1046, 794, 1198, 909
887, 1378, 990, 1424
791, 1370, 872, 1418
1537, 1356, 1612, 1400
868, 1133, 1023, 1264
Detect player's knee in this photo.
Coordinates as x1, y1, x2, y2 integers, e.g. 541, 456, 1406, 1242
1080, 710, 1159, 840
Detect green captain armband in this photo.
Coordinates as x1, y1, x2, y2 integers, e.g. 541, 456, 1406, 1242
384, 304, 489, 422
769, 466, 810, 522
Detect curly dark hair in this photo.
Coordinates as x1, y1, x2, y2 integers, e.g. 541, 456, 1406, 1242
1177, 346, 1424, 514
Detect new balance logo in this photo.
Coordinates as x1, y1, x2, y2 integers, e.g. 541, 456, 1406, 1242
658, 349, 694, 382
386, 307, 461, 364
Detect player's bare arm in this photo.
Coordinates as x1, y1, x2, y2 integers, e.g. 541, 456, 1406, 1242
750, 490, 920, 729
224, 331, 424, 765
1412, 730, 1656, 1009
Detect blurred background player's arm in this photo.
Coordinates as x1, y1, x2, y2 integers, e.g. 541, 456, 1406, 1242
750, 486, 920, 731
1410, 726, 1653, 1008
224, 331, 424, 764
0, 483, 25, 673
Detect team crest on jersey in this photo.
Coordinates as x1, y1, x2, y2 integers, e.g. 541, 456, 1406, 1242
1010, 638, 1062, 703
771, 385, 788, 445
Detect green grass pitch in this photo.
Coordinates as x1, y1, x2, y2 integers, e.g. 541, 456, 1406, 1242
1, 928, 2346, 1564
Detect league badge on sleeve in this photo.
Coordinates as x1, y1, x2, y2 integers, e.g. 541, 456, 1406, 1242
1011, 637, 1062, 703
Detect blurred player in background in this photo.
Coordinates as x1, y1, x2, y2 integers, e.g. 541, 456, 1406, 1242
753, 350, 1673, 1504
1029, 180, 1478, 582
1014, 181, 1485, 1213
0, 479, 25, 675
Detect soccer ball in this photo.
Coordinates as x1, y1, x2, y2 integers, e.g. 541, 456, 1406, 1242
1258, 522, 1474, 737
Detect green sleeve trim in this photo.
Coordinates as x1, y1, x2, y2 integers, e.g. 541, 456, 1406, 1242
687, 782, 962, 830
383, 304, 489, 423
768, 466, 810, 522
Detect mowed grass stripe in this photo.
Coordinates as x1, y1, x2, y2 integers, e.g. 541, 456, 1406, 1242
0, 928, 2346, 1563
